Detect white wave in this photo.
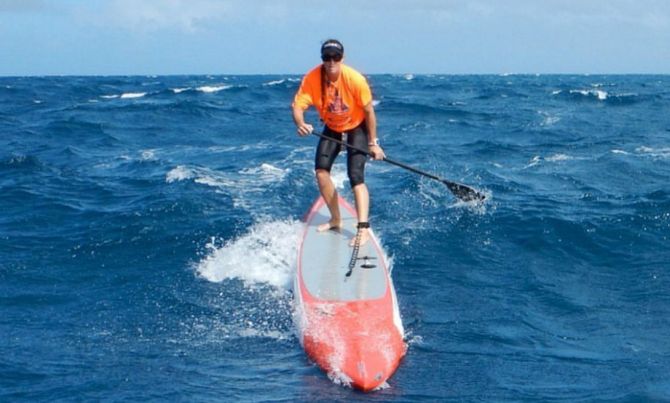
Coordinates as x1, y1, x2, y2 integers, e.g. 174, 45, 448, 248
403, 74, 414, 81
239, 163, 289, 182
372, 99, 381, 107
166, 162, 292, 211
570, 89, 608, 100
636, 146, 670, 159
166, 165, 234, 187
546, 153, 573, 162
140, 149, 156, 161
542, 116, 560, 126
101, 94, 119, 99
524, 155, 542, 169
197, 84, 232, 93
524, 153, 575, 168
206, 145, 241, 153
611, 149, 629, 155
551, 90, 562, 95
594, 90, 608, 100
166, 165, 194, 183
33, 100, 43, 104
172, 87, 191, 94
538, 110, 560, 126
194, 176, 235, 188
195, 219, 303, 289
263, 79, 285, 86
120, 92, 147, 99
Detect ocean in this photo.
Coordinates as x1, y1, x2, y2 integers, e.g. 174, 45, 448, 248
1, 74, 669, 401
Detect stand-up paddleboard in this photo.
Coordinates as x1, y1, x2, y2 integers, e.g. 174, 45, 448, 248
294, 196, 406, 391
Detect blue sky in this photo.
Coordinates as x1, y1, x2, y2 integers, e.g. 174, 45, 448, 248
1, 0, 669, 75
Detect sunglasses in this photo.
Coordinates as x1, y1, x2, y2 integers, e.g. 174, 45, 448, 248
321, 53, 343, 62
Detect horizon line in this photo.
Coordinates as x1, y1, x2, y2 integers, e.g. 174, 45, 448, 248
2, 72, 670, 78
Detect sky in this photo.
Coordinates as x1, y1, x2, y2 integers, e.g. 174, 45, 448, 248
1, 0, 669, 76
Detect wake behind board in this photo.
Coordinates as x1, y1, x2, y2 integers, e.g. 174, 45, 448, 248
294, 196, 406, 391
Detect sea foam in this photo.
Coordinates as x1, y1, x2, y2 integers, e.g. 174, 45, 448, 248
195, 219, 303, 289
197, 85, 232, 93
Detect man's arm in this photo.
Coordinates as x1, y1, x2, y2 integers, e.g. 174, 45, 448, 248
364, 102, 384, 160
292, 104, 313, 136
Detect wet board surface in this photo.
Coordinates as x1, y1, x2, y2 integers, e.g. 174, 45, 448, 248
299, 197, 387, 301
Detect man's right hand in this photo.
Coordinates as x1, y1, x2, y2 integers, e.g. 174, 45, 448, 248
296, 123, 314, 137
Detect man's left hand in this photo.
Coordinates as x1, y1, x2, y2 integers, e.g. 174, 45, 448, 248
370, 145, 385, 160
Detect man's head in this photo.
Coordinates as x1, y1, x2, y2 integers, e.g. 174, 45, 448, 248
321, 39, 344, 63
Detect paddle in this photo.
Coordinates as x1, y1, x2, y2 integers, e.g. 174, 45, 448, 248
311, 131, 486, 202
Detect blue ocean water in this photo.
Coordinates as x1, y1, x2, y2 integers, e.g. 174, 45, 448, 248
1, 74, 669, 401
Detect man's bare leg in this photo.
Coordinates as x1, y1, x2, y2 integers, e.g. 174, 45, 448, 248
315, 169, 342, 232
350, 183, 371, 246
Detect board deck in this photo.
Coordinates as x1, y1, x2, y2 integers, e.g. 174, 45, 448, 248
294, 196, 405, 391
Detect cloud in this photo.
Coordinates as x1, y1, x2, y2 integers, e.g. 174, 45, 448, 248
78, 0, 235, 33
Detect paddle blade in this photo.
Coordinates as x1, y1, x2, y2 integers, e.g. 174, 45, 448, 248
445, 181, 486, 202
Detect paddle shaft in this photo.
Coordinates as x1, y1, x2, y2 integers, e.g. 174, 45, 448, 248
310, 130, 484, 201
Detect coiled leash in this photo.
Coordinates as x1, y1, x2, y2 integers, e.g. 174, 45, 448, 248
346, 222, 369, 278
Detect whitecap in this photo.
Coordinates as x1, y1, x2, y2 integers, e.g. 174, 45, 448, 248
166, 165, 194, 183
120, 92, 146, 99
524, 155, 541, 169
570, 89, 608, 100
403, 74, 414, 81
372, 99, 381, 107
239, 163, 289, 181
194, 176, 235, 188
636, 146, 670, 158
101, 94, 119, 99
140, 150, 156, 161
172, 87, 191, 94
542, 115, 560, 126
594, 90, 608, 100
611, 149, 629, 155
546, 153, 573, 162
263, 79, 285, 86
197, 84, 232, 93
538, 110, 560, 126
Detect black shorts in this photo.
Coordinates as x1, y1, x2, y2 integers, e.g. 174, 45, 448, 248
315, 122, 369, 187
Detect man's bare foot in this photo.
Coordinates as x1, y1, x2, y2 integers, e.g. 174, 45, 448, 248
349, 228, 371, 247
317, 220, 342, 232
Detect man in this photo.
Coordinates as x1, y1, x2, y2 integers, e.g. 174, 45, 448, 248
292, 39, 384, 246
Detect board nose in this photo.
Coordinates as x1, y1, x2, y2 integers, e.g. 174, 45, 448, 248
351, 359, 386, 392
